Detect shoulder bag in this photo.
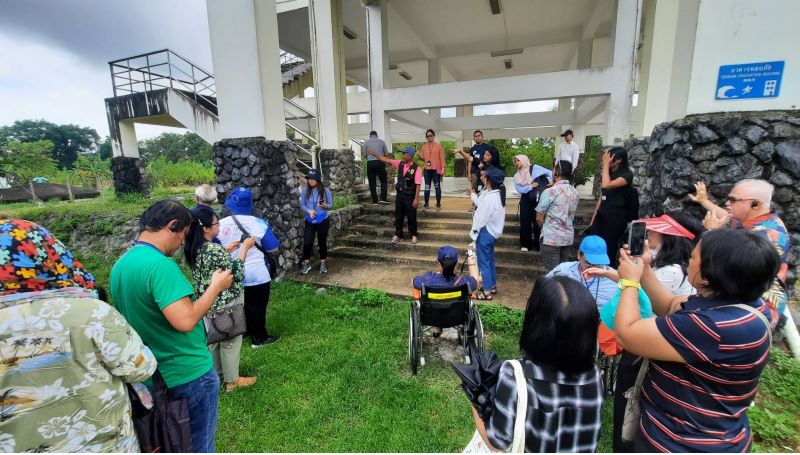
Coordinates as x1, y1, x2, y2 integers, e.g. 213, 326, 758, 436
463, 359, 528, 453
204, 295, 246, 345
230, 214, 277, 278
620, 303, 772, 443
127, 370, 193, 452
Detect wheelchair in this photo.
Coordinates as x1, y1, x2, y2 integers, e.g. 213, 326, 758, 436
408, 283, 484, 375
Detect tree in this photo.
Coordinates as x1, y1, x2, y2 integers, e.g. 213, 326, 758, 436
138, 132, 212, 163
0, 120, 100, 169
97, 136, 113, 160
74, 154, 112, 189
0, 140, 58, 202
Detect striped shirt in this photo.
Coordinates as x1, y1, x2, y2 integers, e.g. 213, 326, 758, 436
639, 295, 773, 452
486, 359, 603, 452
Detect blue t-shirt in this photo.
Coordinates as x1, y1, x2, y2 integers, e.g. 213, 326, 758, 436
545, 261, 618, 310
640, 296, 772, 452
299, 186, 333, 224
412, 272, 478, 294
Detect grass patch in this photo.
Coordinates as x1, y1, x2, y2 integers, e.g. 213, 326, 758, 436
331, 193, 358, 210
751, 348, 800, 452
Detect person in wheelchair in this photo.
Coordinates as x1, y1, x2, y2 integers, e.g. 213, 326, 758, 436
412, 246, 478, 337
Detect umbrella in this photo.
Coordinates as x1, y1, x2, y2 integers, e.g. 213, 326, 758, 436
452, 345, 505, 421
530, 165, 552, 182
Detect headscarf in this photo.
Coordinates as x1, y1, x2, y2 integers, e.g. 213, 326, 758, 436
0, 219, 97, 296
513, 154, 532, 186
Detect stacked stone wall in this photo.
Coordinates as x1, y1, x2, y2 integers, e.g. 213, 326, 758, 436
628, 110, 800, 283
319, 148, 358, 196
111, 157, 148, 195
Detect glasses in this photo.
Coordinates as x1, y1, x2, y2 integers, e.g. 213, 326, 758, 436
425, 135, 433, 138
725, 196, 757, 204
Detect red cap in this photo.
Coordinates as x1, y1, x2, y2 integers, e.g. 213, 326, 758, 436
636, 214, 696, 240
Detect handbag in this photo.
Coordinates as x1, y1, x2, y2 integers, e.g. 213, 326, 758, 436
620, 303, 772, 443
204, 300, 246, 345
230, 214, 278, 278
127, 370, 193, 452
463, 359, 528, 453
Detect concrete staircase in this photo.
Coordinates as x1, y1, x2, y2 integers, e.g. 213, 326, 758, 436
292, 183, 595, 309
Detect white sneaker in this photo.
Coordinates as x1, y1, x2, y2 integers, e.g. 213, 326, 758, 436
521, 247, 529, 252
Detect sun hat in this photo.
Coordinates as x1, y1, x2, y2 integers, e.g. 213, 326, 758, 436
437, 245, 458, 263
482, 166, 505, 188
579, 235, 610, 266
306, 168, 322, 182
224, 187, 254, 215
636, 214, 696, 240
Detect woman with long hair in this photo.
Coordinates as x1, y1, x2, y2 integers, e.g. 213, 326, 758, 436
471, 276, 604, 452
588, 146, 634, 267
185, 205, 257, 392
299, 168, 333, 274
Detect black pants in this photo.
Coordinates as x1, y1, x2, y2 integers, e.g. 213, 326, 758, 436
395, 192, 418, 238
612, 351, 640, 453
423, 169, 441, 207
589, 204, 628, 267
367, 160, 388, 203
519, 195, 540, 250
302, 218, 330, 261
244, 281, 272, 344
499, 184, 507, 207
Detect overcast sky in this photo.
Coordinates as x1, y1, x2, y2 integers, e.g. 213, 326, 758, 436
0, 0, 212, 139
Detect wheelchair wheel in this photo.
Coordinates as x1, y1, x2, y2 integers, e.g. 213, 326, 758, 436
408, 303, 422, 374
467, 305, 484, 352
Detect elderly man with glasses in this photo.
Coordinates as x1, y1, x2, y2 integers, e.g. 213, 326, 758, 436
545, 235, 619, 310
690, 178, 790, 328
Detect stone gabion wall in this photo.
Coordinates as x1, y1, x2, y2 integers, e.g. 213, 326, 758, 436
628, 110, 800, 283
111, 157, 148, 195
319, 148, 358, 196
213, 138, 305, 277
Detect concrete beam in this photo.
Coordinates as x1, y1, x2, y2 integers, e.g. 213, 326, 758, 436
382, 67, 620, 111
439, 110, 577, 130
575, 96, 608, 122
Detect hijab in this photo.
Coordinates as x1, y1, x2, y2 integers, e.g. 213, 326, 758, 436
0, 219, 97, 296
513, 154, 532, 186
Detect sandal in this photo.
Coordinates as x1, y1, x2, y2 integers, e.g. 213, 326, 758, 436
411, 237, 418, 245
475, 290, 493, 301
489, 287, 498, 295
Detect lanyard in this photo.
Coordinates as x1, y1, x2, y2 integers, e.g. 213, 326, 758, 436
133, 241, 164, 255
574, 263, 600, 302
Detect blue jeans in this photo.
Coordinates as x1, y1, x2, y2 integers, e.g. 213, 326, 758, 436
167, 368, 220, 452
476, 227, 497, 291
423, 169, 441, 207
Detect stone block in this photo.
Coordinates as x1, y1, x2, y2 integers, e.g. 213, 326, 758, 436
751, 142, 775, 163
776, 139, 800, 178
690, 124, 719, 144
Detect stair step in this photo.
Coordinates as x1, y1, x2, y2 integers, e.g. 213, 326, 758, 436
336, 235, 565, 265
327, 247, 546, 278
351, 214, 589, 235
359, 204, 520, 221
347, 224, 516, 247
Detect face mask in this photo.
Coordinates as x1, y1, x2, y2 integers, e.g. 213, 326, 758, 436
649, 244, 662, 260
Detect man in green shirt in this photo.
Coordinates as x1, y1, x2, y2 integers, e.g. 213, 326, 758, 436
111, 200, 233, 453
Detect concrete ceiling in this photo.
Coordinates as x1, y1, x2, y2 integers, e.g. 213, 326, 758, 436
276, 0, 615, 87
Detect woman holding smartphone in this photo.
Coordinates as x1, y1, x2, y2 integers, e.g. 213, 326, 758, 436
419, 129, 445, 211
299, 169, 333, 274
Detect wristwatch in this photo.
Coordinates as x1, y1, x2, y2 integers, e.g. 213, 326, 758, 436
618, 279, 641, 290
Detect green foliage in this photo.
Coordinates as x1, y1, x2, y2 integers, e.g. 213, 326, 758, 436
576, 136, 603, 188
74, 154, 112, 189
494, 138, 555, 176
97, 136, 113, 160
331, 193, 357, 210
331, 303, 361, 319
749, 348, 800, 452
0, 119, 99, 169
146, 156, 215, 188
347, 287, 396, 308
138, 132, 212, 163
0, 140, 59, 185
477, 303, 524, 332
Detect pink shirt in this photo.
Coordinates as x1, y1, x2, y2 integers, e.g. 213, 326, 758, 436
420, 142, 445, 173
390, 159, 423, 185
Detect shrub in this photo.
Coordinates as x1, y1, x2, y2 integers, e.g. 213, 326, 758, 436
332, 194, 357, 210
348, 288, 395, 308
478, 303, 523, 332
146, 156, 215, 188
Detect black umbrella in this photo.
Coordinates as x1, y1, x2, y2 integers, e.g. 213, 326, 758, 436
452, 345, 506, 421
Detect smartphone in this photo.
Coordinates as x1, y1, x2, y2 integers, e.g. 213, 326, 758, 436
628, 221, 647, 256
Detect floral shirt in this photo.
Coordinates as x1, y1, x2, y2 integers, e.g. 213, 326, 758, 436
191, 242, 245, 312
536, 181, 579, 247
0, 287, 157, 453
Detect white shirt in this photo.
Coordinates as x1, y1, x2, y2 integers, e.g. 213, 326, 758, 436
218, 215, 270, 286
555, 141, 580, 167
470, 189, 505, 240
653, 264, 695, 296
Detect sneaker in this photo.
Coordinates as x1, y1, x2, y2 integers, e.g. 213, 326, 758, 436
379, 200, 390, 205
411, 236, 418, 245
299, 262, 312, 275
251, 343, 263, 349
391, 236, 403, 244
225, 376, 257, 393
423, 205, 429, 211
521, 247, 529, 252
372, 203, 378, 206
263, 335, 281, 344
319, 263, 328, 274
435, 205, 441, 211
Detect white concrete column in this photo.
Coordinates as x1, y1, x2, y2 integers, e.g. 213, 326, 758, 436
460, 106, 473, 148
572, 123, 587, 153
577, 39, 593, 69
604, 0, 640, 145
206, 0, 286, 139
114, 120, 139, 158
428, 59, 442, 120
633, 0, 699, 136
366, 0, 391, 147
309, 0, 349, 149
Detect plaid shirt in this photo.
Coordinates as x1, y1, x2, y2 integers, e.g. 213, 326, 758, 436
486, 359, 603, 452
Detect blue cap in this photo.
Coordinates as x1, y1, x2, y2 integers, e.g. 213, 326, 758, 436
437, 245, 458, 263
306, 168, 322, 182
401, 146, 416, 156
224, 187, 254, 215
579, 235, 610, 266
482, 166, 505, 187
